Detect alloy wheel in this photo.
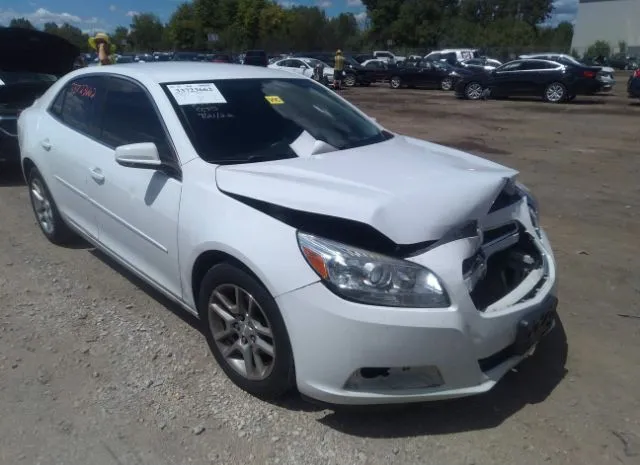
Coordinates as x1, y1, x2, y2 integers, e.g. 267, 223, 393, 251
30, 177, 55, 235
465, 82, 483, 100
441, 77, 453, 91
344, 74, 356, 87
545, 83, 565, 102
208, 284, 275, 381
390, 77, 401, 89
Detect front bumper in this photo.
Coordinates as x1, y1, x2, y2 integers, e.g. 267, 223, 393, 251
277, 199, 558, 405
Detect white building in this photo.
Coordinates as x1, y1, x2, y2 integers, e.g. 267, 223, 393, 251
571, 0, 640, 55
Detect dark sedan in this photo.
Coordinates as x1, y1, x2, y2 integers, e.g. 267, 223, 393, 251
0, 27, 78, 166
389, 60, 474, 91
628, 69, 640, 98
454, 59, 602, 103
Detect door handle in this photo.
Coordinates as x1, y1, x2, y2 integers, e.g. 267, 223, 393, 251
89, 167, 105, 184
40, 139, 52, 151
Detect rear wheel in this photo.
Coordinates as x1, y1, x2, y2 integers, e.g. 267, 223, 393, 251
544, 82, 567, 103
440, 77, 453, 91
390, 76, 402, 89
464, 82, 483, 100
199, 263, 295, 400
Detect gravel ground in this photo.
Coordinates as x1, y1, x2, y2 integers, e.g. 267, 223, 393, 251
1, 76, 639, 465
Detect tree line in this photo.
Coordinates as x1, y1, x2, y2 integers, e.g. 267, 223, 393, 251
2, 0, 614, 59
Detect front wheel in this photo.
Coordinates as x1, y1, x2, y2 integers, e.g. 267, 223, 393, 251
440, 77, 453, 91
544, 82, 567, 103
464, 82, 484, 100
343, 73, 356, 87
199, 263, 295, 400
390, 76, 402, 89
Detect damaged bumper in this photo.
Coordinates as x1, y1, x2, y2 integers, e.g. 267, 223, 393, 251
276, 195, 557, 405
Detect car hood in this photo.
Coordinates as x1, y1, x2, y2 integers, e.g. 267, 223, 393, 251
0, 27, 79, 76
216, 135, 517, 244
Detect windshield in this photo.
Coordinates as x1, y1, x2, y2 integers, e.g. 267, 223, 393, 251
0, 72, 57, 85
163, 78, 391, 164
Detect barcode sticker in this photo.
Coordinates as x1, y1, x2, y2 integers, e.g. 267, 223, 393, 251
167, 83, 227, 105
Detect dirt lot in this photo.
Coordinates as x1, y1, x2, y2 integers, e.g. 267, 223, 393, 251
1, 74, 639, 465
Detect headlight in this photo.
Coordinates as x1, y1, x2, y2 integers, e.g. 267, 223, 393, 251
297, 232, 450, 308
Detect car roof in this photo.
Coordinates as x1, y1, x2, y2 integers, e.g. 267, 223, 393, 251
68, 62, 303, 84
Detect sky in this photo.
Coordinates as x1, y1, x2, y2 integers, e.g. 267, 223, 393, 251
0, 0, 578, 34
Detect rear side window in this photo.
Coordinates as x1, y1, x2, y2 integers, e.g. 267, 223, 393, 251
53, 76, 102, 135
97, 77, 172, 161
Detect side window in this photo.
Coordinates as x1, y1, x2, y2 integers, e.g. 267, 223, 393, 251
57, 76, 102, 135
49, 87, 66, 117
98, 77, 172, 162
280, 60, 294, 67
498, 61, 523, 72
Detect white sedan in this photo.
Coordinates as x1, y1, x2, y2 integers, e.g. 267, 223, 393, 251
18, 62, 558, 405
268, 57, 334, 83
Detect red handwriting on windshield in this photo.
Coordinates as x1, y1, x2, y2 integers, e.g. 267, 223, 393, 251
70, 83, 96, 99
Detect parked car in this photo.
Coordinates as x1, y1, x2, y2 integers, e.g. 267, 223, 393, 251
268, 57, 334, 84
243, 50, 268, 67
361, 59, 391, 82
173, 52, 201, 62
292, 52, 374, 87
372, 50, 406, 64
459, 57, 502, 72
0, 27, 77, 166
628, 68, 640, 98
212, 54, 233, 63
389, 60, 473, 91
455, 59, 602, 102
520, 53, 615, 92
425, 49, 479, 65
18, 62, 557, 405
608, 54, 638, 70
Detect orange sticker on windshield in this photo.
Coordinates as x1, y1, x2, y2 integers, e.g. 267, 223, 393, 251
265, 95, 284, 105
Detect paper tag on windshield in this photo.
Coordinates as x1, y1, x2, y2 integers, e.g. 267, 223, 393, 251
167, 83, 227, 105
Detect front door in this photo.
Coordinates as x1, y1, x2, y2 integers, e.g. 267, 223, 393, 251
90, 76, 183, 299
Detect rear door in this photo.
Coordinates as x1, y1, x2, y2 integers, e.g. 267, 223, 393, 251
518, 60, 562, 95
42, 75, 106, 240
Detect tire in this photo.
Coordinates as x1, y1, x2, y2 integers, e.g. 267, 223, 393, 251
343, 74, 356, 87
27, 167, 77, 245
390, 76, 402, 89
199, 263, 295, 400
440, 77, 453, 91
544, 82, 567, 103
464, 82, 484, 100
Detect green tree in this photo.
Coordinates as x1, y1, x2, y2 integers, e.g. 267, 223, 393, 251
43, 22, 59, 34
9, 18, 35, 29
54, 23, 88, 51
167, 3, 202, 50
585, 40, 611, 58
618, 40, 627, 55
112, 26, 130, 52
129, 13, 165, 51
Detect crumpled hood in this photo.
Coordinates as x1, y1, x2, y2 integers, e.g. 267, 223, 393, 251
0, 27, 79, 76
216, 135, 518, 244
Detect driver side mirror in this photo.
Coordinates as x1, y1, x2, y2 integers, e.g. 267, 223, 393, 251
300, 65, 306, 69
115, 142, 162, 169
